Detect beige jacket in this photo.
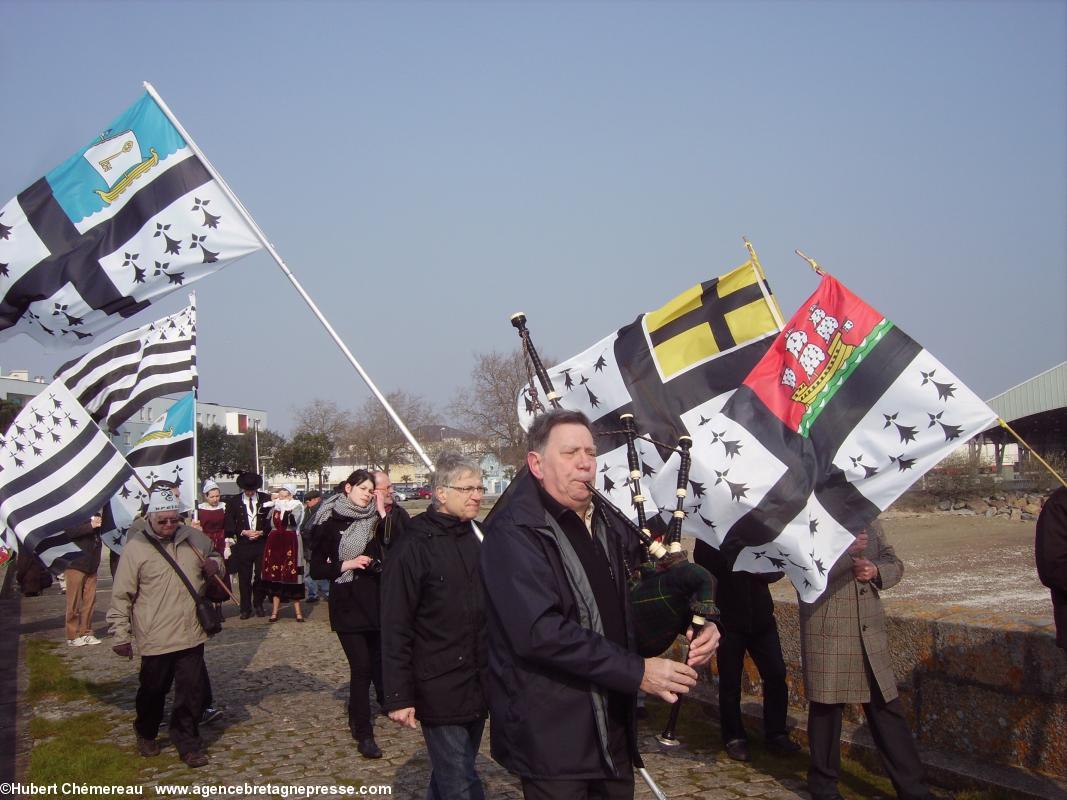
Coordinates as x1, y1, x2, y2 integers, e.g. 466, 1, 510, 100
798, 520, 904, 705
106, 522, 223, 656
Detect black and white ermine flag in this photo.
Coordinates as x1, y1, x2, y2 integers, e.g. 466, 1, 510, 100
0, 381, 135, 570
0, 91, 261, 347
54, 301, 197, 432
516, 259, 783, 526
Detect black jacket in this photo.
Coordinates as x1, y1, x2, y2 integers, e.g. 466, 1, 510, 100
223, 491, 272, 550
1036, 487, 1067, 649
380, 506, 487, 724
64, 522, 102, 575
481, 470, 645, 780
310, 511, 385, 633
693, 539, 781, 635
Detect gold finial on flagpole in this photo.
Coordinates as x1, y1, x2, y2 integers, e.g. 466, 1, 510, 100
998, 419, 1067, 488
743, 236, 760, 270
795, 249, 825, 275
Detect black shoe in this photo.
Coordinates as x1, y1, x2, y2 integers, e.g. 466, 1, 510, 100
724, 738, 750, 762
357, 737, 382, 759
765, 733, 801, 754
306, 596, 319, 603
239, 611, 252, 620
201, 706, 224, 725
254, 606, 266, 617
181, 750, 209, 768
137, 736, 161, 757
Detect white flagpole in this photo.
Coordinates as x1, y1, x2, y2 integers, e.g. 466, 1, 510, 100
143, 82, 434, 471
190, 292, 199, 520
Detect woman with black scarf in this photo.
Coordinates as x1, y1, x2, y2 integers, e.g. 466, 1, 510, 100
309, 469, 386, 758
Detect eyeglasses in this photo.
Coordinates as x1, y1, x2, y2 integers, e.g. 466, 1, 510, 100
446, 485, 486, 496
155, 517, 181, 526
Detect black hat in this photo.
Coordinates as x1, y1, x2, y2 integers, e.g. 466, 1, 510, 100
236, 471, 263, 491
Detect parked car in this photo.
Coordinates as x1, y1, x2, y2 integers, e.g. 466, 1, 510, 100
415, 486, 432, 499
392, 488, 409, 502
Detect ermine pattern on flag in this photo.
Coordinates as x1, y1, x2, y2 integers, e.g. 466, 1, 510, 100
0, 381, 134, 569
0, 92, 260, 347
55, 303, 197, 432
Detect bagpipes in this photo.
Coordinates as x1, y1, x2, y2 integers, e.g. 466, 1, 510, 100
512, 312, 718, 751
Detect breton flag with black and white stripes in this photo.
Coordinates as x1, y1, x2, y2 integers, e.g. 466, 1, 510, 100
0, 90, 260, 347
54, 301, 197, 432
103, 392, 196, 554
683, 274, 997, 601
0, 380, 135, 570
517, 258, 784, 523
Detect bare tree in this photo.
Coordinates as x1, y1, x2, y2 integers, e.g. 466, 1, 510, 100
346, 391, 438, 474
449, 348, 540, 469
292, 398, 350, 452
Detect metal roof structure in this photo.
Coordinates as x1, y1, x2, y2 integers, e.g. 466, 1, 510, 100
987, 361, 1067, 422
984, 361, 1067, 458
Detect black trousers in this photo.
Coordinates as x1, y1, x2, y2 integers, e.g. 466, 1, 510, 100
135, 644, 205, 757
807, 686, 931, 800
229, 541, 266, 613
520, 775, 634, 800
716, 621, 789, 743
336, 631, 383, 738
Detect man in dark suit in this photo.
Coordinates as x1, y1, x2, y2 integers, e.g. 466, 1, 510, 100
224, 471, 271, 619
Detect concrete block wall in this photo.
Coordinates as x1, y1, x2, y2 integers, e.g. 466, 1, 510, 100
713, 597, 1067, 781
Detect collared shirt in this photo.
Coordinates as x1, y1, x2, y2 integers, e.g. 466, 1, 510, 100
244, 492, 258, 526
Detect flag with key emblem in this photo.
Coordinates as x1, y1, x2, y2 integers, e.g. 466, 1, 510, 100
0, 91, 260, 347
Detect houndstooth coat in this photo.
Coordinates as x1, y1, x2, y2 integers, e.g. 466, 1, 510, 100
798, 520, 903, 705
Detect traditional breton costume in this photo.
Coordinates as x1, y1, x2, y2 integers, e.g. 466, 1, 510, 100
197, 481, 228, 558
198, 481, 232, 618
261, 489, 306, 601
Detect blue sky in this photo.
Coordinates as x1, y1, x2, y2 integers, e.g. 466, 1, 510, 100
2, 1, 1064, 435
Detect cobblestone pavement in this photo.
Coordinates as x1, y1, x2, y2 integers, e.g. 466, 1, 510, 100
15, 575, 812, 800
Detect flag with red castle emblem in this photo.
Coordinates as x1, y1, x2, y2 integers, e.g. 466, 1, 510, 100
680, 274, 997, 602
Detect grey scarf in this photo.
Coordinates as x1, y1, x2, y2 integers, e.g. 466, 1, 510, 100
333, 500, 378, 584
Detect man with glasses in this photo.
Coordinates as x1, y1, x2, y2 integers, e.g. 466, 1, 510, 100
106, 488, 225, 769
373, 471, 411, 554
381, 451, 488, 800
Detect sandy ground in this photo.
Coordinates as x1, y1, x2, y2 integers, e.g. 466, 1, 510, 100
768, 512, 1053, 618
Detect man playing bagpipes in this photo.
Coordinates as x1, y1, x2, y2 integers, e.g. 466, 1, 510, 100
481, 409, 720, 800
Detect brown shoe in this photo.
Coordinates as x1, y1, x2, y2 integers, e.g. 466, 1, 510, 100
137, 736, 161, 757
181, 750, 209, 768
724, 738, 750, 762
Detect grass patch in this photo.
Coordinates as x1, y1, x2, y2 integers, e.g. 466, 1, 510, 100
27, 712, 142, 787
25, 639, 96, 702
24, 643, 195, 792
24, 639, 123, 703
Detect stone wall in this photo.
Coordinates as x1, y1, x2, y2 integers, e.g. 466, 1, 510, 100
711, 597, 1066, 784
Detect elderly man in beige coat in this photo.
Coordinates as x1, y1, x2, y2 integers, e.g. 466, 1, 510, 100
107, 488, 223, 768
799, 520, 933, 800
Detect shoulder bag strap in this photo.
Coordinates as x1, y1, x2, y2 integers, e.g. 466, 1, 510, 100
144, 534, 204, 604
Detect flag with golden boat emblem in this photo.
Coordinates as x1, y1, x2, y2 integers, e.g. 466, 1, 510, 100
681, 274, 997, 601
